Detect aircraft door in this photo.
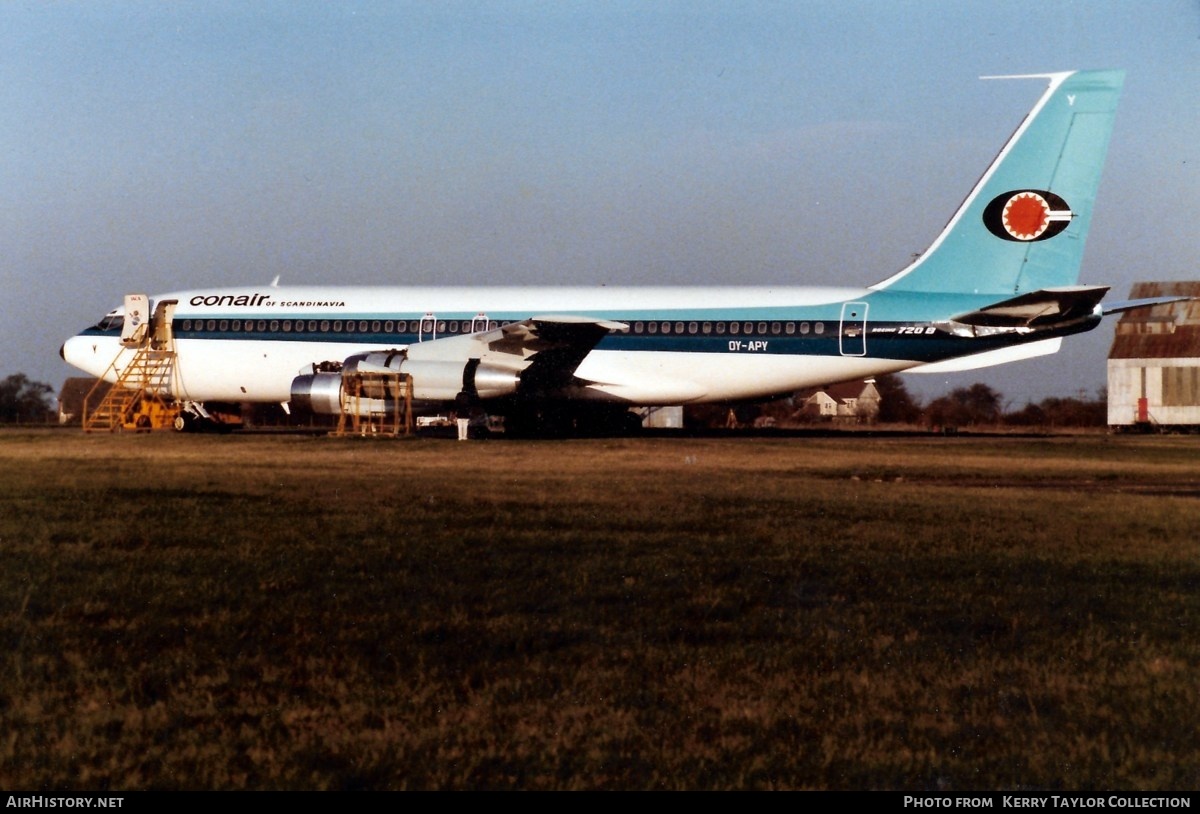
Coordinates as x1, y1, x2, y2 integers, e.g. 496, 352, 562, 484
419, 312, 436, 343
470, 312, 489, 333
121, 294, 150, 347
839, 301, 868, 357
151, 300, 178, 350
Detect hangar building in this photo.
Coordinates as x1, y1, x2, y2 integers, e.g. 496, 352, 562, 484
1107, 282, 1200, 429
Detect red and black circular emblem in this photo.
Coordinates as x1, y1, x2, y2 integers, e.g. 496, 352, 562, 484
983, 190, 1073, 242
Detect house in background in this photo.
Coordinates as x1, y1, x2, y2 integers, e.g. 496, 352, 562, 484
1107, 282, 1200, 430
58, 377, 109, 426
797, 380, 881, 423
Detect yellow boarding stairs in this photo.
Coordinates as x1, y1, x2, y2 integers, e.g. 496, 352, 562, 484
82, 296, 182, 432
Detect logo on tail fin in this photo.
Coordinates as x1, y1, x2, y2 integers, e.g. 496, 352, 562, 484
983, 190, 1073, 242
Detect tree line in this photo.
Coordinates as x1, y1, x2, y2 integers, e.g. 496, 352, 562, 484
877, 375, 1107, 428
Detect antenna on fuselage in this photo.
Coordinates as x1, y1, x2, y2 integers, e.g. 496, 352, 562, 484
270, 275, 281, 288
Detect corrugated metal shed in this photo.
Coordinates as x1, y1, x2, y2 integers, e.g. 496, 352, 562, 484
1108, 282, 1200, 427
1109, 282, 1200, 359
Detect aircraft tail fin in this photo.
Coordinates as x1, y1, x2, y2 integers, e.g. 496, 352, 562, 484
872, 70, 1124, 296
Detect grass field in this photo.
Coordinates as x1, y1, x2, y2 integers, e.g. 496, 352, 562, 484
1, 430, 1198, 790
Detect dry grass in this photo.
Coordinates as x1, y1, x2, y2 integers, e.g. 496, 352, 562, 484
1, 430, 1198, 789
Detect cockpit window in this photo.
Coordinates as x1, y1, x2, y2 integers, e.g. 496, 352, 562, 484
93, 313, 124, 331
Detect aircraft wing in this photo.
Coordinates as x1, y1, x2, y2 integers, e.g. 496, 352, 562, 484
402, 314, 629, 397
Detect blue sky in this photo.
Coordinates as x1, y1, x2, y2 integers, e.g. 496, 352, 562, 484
4, 1, 1198, 407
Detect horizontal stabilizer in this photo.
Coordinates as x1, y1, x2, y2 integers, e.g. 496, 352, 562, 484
951, 286, 1109, 328
1101, 295, 1196, 316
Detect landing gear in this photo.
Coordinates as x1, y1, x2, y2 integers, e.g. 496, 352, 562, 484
172, 402, 233, 433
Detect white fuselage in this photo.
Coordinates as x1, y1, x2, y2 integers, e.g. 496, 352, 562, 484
63, 284, 937, 406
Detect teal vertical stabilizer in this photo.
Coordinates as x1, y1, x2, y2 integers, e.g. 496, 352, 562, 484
872, 69, 1124, 297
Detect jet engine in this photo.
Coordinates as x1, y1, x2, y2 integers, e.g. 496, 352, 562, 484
290, 351, 521, 415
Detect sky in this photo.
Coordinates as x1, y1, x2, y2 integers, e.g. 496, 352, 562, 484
4, 0, 1198, 408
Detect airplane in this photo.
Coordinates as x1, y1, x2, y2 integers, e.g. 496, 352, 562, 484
60, 69, 1172, 434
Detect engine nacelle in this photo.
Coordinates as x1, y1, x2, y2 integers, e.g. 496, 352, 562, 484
402, 359, 521, 401
290, 371, 347, 415
290, 353, 521, 415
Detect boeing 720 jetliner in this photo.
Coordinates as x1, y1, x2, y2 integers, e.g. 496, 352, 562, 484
62, 70, 1165, 433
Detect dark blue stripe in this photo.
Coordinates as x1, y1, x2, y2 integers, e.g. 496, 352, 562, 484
77, 316, 1100, 366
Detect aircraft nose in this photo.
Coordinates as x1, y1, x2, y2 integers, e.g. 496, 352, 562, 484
60, 334, 102, 376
